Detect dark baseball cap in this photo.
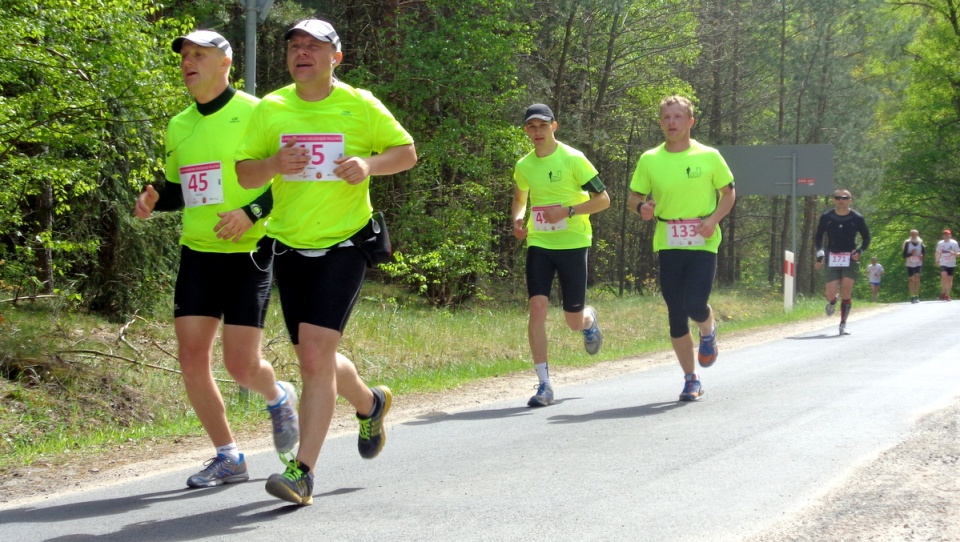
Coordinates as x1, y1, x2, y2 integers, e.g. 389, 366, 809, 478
524, 103, 555, 124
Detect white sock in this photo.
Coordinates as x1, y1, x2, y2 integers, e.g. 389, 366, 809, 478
535, 363, 551, 385
266, 382, 285, 407
216, 442, 241, 463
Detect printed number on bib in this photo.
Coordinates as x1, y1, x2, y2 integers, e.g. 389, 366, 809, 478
829, 252, 851, 268
281, 134, 345, 181
531, 205, 567, 232
907, 256, 921, 266
179, 162, 224, 207
666, 219, 704, 247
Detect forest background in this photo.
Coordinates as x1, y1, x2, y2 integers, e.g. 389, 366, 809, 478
3, 0, 960, 315
3, 0, 960, 472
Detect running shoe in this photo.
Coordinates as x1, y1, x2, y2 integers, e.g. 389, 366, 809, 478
267, 381, 300, 454
186, 453, 249, 488
527, 381, 555, 407
825, 302, 836, 316
582, 306, 603, 355
679, 376, 703, 402
698, 326, 718, 368
839, 323, 850, 336
357, 385, 392, 459
265, 457, 314, 505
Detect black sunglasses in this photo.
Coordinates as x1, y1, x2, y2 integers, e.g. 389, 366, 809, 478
833, 195, 850, 200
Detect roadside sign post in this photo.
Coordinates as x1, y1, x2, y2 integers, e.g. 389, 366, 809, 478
784, 251, 795, 311
716, 145, 835, 309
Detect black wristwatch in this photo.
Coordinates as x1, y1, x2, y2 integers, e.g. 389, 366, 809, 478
568, 206, 576, 218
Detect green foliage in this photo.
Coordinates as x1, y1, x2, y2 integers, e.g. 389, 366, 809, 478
0, 0, 209, 317
382, 237, 504, 307
337, 0, 534, 305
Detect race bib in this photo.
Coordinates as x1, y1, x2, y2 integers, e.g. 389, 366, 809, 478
666, 219, 704, 247
179, 162, 224, 207
281, 134, 345, 181
829, 252, 851, 267
907, 255, 921, 266
531, 205, 567, 232
942, 252, 957, 267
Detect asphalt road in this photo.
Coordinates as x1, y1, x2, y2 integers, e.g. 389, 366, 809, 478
2, 301, 958, 541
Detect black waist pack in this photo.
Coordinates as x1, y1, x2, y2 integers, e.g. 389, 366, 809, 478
351, 211, 393, 267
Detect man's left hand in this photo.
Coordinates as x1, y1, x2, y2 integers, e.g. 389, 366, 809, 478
333, 156, 371, 185
214, 209, 254, 242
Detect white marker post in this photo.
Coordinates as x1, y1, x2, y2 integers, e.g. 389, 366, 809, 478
784, 251, 795, 311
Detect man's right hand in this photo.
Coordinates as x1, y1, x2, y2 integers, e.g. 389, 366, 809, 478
640, 200, 656, 221
277, 137, 310, 176
513, 218, 527, 241
134, 185, 159, 220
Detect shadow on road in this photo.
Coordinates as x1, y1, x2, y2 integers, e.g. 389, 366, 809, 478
4, 484, 364, 541
0, 485, 238, 524
403, 399, 581, 426
547, 400, 687, 424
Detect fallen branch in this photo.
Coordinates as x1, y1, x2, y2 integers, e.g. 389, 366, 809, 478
57, 349, 183, 376
1, 294, 59, 304
57, 349, 232, 384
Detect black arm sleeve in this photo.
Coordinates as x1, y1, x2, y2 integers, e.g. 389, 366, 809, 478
580, 175, 606, 194
858, 217, 871, 253
152, 181, 185, 212
814, 214, 828, 251
242, 187, 274, 223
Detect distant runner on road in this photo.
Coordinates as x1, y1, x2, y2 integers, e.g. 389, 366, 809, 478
814, 188, 871, 336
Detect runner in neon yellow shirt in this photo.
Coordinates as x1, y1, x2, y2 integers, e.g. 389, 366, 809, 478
235, 19, 417, 506
133, 30, 298, 489
627, 95, 735, 402
511, 103, 610, 407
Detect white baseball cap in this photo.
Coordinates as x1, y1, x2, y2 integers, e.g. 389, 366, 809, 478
284, 19, 341, 52
172, 30, 233, 60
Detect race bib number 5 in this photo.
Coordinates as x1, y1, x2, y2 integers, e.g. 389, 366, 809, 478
179, 162, 224, 207
666, 219, 704, 247
531, 205, 567, 232
281, 134, 345, 181
829, 252, 851, 267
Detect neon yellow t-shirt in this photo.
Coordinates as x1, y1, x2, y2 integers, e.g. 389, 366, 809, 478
165, 90, 267, 253
629, 140, 733, 253
514, 142, 599, 250
234, 82, 414, 249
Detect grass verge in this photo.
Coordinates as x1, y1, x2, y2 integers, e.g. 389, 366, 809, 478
0, 283, 822, 472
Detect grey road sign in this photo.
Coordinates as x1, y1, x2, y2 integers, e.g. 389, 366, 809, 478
716, 144, 835, 197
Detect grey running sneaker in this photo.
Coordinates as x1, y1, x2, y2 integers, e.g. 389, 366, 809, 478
527, 381, 555, 407
825, 302, 836, 316
267, 381, 300, 453
839, 323, 850, 336
582, 305, 603, 355
679, 376, 703, 402
697, 326, 718, 368
357, 386, 392, 459
265, 457, 314, 506
186, 454, 249, 488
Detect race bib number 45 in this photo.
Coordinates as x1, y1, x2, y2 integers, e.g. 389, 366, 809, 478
281, 134, 345, 181
179, 162, 224, 207
829, 252, 851, 267
531, 205, 567, 232
666, 219, 704, 247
